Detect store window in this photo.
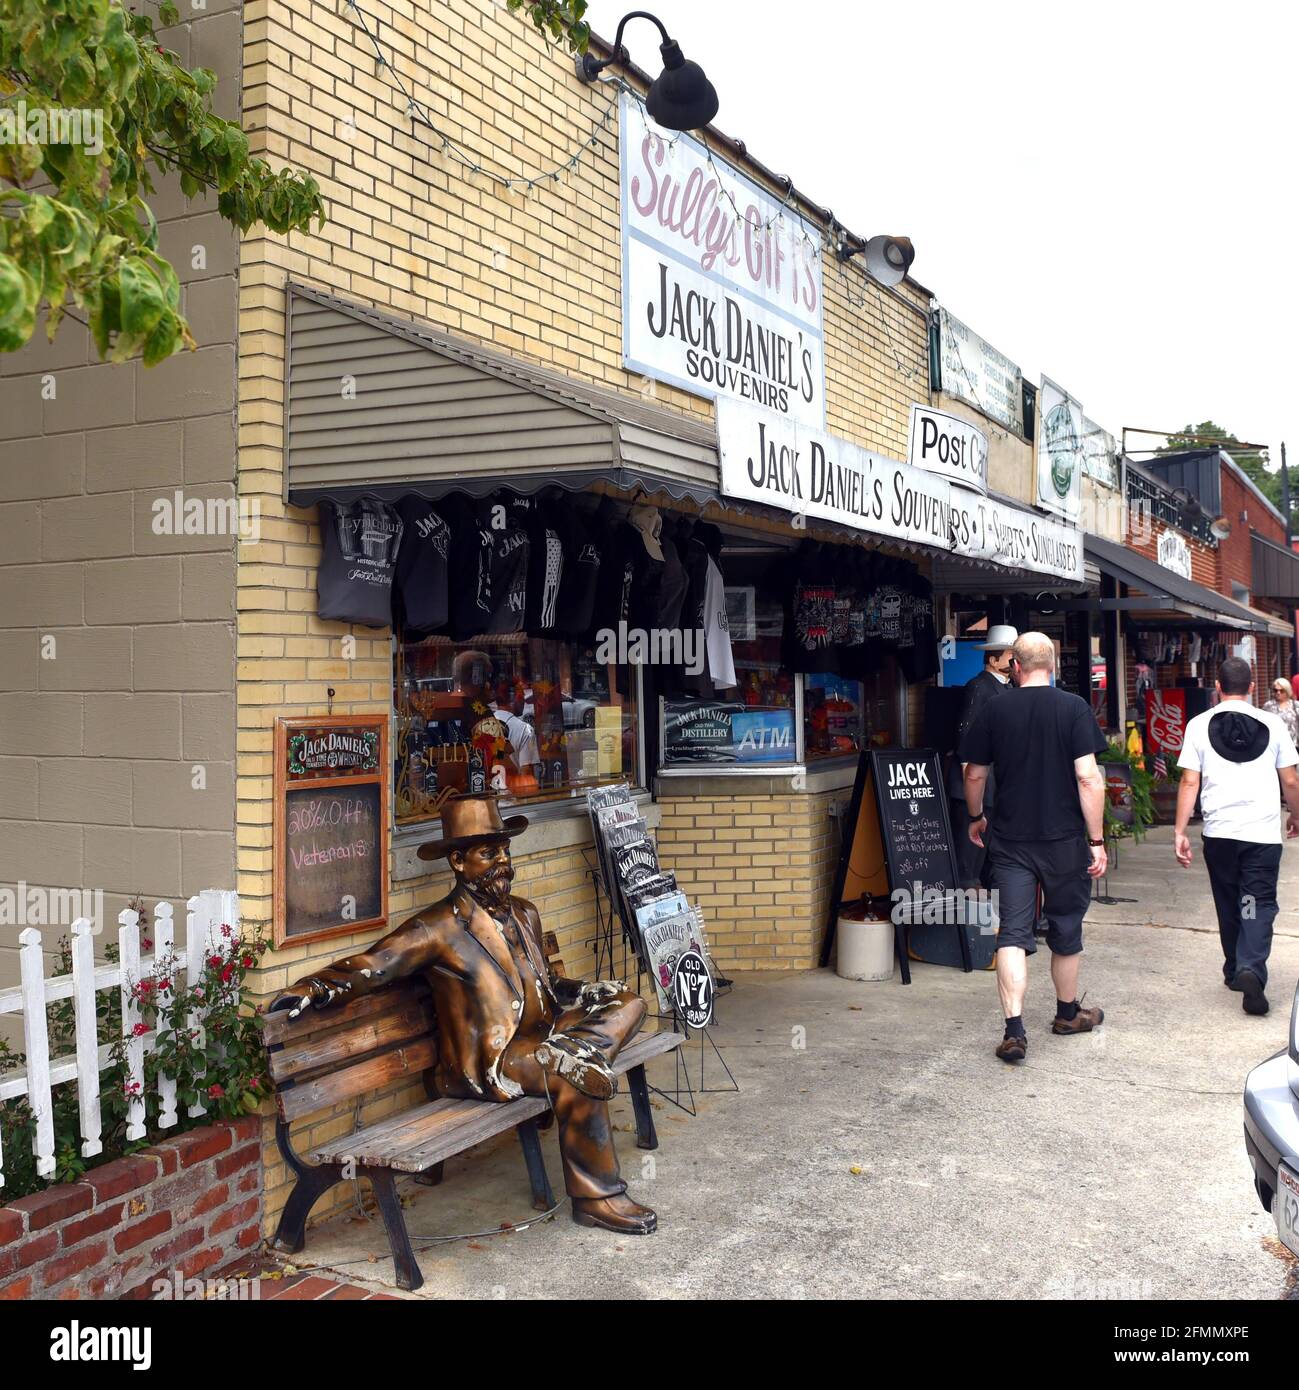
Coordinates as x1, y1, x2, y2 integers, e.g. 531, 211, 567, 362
661, 588, 797, 766
394, 633, 638, 825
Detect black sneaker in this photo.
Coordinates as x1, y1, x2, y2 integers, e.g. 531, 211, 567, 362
1232, 969, 1269, 1016
1224, 975, 1243, 991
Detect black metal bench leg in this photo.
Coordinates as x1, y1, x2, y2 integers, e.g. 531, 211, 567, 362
271, 1164, 342, 1255
414, 1160, 444, 1187
627, 1063, 658, 1150
516, 1118, 555, 1211
368, 1168, 423, 1293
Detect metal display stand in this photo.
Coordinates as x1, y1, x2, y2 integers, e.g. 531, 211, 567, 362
581, 843, 738, 1113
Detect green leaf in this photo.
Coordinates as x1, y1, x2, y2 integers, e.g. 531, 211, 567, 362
118, 256, 166, 340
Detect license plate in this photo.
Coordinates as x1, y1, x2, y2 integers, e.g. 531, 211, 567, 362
1278, 1161, 1299, 1257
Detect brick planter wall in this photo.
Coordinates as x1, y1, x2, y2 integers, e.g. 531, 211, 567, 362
0, 1117, 261, 1301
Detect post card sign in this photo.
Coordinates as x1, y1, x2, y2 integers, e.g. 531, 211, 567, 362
716, 398, 1084, 583
1037, 376, 1085, 523
907, 404, 988, 495
274, 715, 388, 947
619, 92, 825, 428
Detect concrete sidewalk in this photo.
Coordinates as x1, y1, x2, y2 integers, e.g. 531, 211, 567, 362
282, 825, 1299, 1300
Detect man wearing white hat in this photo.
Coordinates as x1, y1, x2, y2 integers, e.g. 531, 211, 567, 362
947, 623, 1018, 888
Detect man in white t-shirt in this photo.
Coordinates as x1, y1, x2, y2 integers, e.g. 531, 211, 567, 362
1174, 656, 1299, 1016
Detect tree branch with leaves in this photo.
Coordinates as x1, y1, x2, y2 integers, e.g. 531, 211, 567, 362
0, 0, 324, 365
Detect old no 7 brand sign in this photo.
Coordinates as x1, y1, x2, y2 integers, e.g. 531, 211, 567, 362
619, 92, 825, 428
907, 405, 988, 496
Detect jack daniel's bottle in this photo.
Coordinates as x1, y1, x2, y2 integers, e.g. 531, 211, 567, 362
468, 744, 487, 794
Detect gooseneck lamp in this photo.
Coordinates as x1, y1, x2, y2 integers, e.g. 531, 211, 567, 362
576, 10, 720, 132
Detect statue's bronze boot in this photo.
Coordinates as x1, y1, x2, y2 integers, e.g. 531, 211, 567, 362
572, 1193, 657, 1234
534, 1034, 617, 1100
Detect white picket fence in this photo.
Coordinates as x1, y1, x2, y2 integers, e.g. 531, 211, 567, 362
0, 889, 239, 1191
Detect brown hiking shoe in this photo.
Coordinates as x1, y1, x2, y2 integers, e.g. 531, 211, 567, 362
995, 1034, 1027, 1063
1052, 1002, 1104, 1034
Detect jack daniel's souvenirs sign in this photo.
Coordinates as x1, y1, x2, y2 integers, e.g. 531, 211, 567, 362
717, 398, 1084, 583
619, 93, 825, 428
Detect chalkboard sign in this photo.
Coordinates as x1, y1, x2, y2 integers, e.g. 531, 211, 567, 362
868, 748, 959, 897
274, 715, 388, 946
820, 747, 969, 979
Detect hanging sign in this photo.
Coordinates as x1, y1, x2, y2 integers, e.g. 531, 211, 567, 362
619, 92, 825, 428
716, 398, 1083, 582
936, 308, 1025, 436
274, 715, 388, 947
1036, 376, 1085, 522
1081, 413, 1119, 490
1156, 528, 1192, 580
907, 404, 988, 495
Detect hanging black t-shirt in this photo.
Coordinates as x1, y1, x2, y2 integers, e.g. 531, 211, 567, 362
959, 685, 1107, 841
317, 499, 403, 628
394, 496, 451, 634
520, 499, 564, 635
898, 576, 940, 683
482, 498, 530, 634
551, 502, 601, 638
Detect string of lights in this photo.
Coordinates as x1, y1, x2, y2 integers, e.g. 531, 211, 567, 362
340, 0, 925, 371
343, 0, 618, 193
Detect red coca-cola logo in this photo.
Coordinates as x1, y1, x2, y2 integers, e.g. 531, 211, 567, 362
1147, 692, 1185, 754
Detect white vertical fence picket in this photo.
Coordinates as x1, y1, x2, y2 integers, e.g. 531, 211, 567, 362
0, 889, 240, 1190
70, 920, 103, 1159
18, 929, 55, 1178
154, 903, 178, 1131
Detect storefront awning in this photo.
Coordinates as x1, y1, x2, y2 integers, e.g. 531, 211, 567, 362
1252, 532, 1299, 602
283, 282, 720, 505
1085, 534, 1269, 631
1237, 601, 1296, 641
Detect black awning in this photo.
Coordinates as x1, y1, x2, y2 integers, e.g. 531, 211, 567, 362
1085, 534, 1264, 631
1252, 532, 1299, 601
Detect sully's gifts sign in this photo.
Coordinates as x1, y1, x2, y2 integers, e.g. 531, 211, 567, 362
716, 398, 1084, 582
620, 93, 825, 428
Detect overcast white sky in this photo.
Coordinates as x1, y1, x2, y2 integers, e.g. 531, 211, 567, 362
586, 0, 1298, 466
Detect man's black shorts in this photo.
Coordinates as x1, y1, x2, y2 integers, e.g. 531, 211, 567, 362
988, 835, 1092, 956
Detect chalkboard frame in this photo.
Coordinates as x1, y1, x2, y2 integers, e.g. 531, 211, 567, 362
273, 714, 389, 948
820, 746, 968, 980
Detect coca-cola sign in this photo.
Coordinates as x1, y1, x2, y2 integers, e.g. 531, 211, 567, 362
1145, 687, 1187, 755
619, 92, 825, 428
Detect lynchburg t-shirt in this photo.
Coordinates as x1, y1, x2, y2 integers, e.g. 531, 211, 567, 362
317, 499, 403, 628
960, 684, 1107, 840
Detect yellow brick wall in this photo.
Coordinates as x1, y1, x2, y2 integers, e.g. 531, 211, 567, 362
654, 788, 842, 970
236, 0, 930, 1232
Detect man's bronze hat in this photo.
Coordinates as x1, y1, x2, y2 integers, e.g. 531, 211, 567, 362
416, 793, 528, 861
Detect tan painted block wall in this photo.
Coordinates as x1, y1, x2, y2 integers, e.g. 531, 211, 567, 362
0, 3, 243, 1013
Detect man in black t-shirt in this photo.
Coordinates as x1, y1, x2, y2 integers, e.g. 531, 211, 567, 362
960, 633, 1109, 1064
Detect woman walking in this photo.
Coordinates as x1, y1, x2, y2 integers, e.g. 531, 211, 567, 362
1263, 677, 1299, 745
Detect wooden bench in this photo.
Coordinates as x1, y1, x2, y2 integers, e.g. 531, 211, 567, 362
260, 979, 685, 1291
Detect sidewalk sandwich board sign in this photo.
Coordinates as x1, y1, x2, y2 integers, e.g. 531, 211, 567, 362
820, 747, 970, 982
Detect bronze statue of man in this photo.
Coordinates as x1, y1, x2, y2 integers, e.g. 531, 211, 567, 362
272, 793, 656, 1234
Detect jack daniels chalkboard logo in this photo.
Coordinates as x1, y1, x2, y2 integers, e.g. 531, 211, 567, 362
287, 728, 380, 779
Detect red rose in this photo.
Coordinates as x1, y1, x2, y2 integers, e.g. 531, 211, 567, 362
132, 1022, 147, 1038
207, 1084, 225, 1099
